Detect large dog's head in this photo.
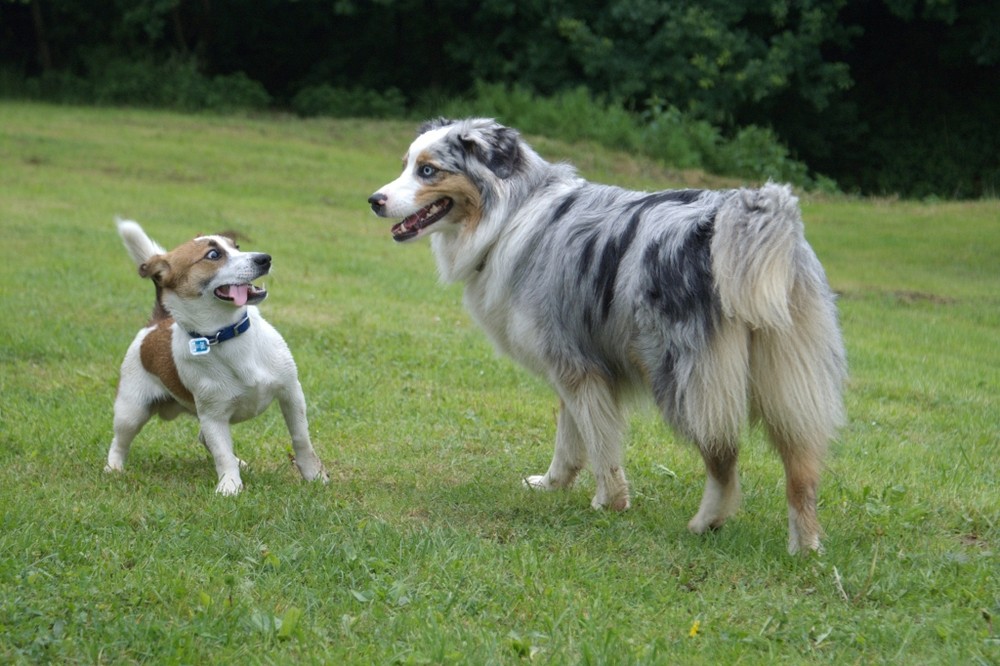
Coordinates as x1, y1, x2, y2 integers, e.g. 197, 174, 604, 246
119, 221, 270, 329
368, 118, 524, 242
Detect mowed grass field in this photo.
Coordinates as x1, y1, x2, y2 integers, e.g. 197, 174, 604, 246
1, 102, 997, 664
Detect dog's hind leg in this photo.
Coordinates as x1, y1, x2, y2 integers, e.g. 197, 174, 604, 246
688, 443, 741, 534
769, 424, 824, 554
105, 398, 154, 473
552, 376, 630, 511
749, 296, 845, 554
525, 398, 587, 491
674, 319, 750, 535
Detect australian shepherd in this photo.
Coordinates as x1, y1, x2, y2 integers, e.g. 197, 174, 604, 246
368, 118, 846, 554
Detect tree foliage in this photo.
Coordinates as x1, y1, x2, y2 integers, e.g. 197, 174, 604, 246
1, 0, 997, 197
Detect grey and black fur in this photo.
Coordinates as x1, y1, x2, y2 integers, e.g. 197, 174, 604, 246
369, 118, 847, 554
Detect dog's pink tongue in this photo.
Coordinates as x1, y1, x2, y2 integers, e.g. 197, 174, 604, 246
230, 284, 249, 306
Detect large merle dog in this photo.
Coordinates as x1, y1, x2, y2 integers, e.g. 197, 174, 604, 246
369, 118, 846, 554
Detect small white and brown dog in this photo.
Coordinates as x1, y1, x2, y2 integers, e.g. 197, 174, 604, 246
105, 220, 328, 495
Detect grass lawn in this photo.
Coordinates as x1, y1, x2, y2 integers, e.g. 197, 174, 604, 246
0, 102, 997, 664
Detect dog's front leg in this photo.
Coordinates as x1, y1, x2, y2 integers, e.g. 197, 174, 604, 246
525, 399, 586, 491
198, 417, 243, 495
278, 382, 328, 483
558, 378, 630, 511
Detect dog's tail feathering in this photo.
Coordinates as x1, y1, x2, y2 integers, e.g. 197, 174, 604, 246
711, 183, 805, 331
116, 218, 166, 269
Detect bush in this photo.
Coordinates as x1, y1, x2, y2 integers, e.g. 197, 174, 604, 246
2, 53, 271, 113
439, 82, 829, 190
640, 102, 720, 170
291, 85, 406, 118
434, 82, 640, 152
201, 72, 272, 112
710, 125, 812, 185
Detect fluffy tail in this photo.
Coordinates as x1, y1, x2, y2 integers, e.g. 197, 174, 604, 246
116, 218, 165, 269
711, 183, 803, 330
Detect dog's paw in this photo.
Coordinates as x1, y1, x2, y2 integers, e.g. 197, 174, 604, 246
293, 454, 329, 483
787, 509, 823, 555
215, 474, 244, 496
301, 464, 329, 485
591, 492, 631, 512
788, 535, 823, 556
687, 513, 724, 535
103, 462, 124, 473
523, 474, 553, 490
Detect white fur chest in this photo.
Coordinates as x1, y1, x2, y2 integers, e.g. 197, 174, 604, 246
171, 319, 295, 422
463, 268, 549, 379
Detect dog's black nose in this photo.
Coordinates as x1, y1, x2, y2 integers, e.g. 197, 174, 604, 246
254, 253, 271, 268
368, 193, 386, 213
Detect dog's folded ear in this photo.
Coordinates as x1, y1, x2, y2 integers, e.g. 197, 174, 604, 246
459, 122, 523, 179
139, 256, 170, 286
213, 229, 248, 247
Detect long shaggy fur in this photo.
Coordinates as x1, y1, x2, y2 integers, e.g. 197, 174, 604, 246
369, 118, 847, 553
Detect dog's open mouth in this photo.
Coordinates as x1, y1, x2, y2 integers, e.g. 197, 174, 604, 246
214, 283, 266, 307
391, 198, 454, 242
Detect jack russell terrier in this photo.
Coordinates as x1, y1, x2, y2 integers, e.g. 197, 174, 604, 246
106, 220, 328, 494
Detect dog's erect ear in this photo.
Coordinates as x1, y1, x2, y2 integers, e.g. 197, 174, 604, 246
418, 117, 454, 135
459, 122, 522, 179
139, 256, 171, 286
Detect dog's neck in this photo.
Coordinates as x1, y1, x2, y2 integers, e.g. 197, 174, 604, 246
187, 310, 252, 347
163, 293, 252, 343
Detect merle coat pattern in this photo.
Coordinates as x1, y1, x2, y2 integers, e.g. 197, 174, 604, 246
369, 118, 846, 554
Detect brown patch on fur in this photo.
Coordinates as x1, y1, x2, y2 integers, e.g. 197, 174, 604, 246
772, 431, 823, 539
440, 172, 483, 231
414, 151, 484, 232
143, 238, 232, 300
140, 321, 195, 405
784, 458, 820, 514
148, 284, 171, 324
606, 467, 631, 511
701, 443, 739, 485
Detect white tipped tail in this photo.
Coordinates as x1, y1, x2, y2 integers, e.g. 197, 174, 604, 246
711, 183, 802, 330
116, 218, 166, 268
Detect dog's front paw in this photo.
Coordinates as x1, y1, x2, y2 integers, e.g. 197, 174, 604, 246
523, 474, 553, 490
591, 492, 631, 512
104, 461, 124, 473
215, 474, 243, 496
301, 464, 329, 485
293, 454, 329, 484
591, 468, 631, 511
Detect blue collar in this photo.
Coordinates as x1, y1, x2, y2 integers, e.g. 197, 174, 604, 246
187, 312, 251, 355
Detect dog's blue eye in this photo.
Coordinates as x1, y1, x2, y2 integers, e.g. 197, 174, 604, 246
419, 165, 438, 178
206, 249, 221, 260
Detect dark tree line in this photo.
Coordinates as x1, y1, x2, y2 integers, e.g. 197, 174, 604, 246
2, 0, 998, 197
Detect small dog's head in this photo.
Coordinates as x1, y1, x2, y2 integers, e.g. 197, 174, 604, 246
368, 118, 524, 242
140, 234, 270, 324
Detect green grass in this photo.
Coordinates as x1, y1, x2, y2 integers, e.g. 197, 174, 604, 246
1, 102, 997, 664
